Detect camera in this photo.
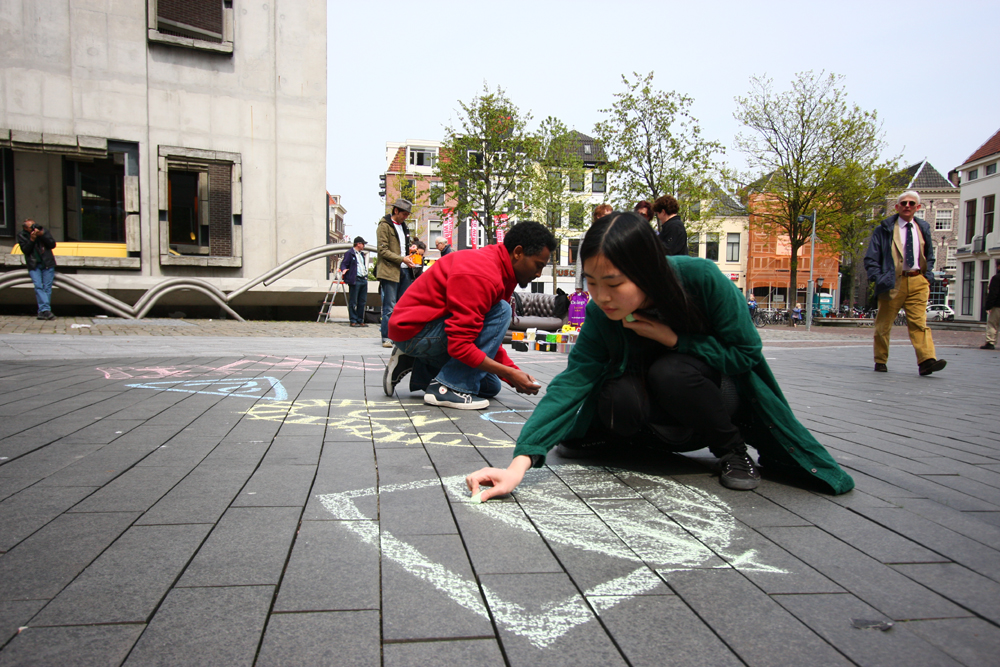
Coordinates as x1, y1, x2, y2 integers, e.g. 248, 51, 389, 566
31, 223, 43, 232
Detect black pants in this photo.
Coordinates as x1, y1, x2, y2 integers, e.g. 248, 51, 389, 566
594, 353, 743, 457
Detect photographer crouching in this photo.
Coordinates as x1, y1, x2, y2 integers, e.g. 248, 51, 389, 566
16, 218, 57, 320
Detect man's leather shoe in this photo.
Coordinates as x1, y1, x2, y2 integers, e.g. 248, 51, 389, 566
918, 358, 947, 376
874, 363, 887, 372
981, 343, 995, 350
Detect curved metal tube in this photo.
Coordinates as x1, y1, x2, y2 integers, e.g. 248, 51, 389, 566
135, 283, 244, 321
226, 243, 357, 300
133, 277, 233, 313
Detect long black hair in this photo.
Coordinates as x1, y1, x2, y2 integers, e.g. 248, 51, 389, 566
580, 211, 708, 335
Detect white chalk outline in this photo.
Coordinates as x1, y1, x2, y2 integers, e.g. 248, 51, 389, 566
317, 464, 786, 649
125, 376, 289, 401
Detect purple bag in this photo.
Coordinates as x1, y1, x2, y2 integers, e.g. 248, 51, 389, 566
567, 292, 589, 326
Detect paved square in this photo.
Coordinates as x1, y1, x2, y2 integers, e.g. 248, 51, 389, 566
0, 319, 998, 665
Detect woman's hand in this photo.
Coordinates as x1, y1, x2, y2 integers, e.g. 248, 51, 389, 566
465, 455, 532, 501
623, 311, 678, 348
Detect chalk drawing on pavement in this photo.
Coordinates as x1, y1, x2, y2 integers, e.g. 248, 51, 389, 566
479, 409, 534, 425
242, 399, 516, 448
99, 355, 382, 380
317, 464, 787, 649
125, 377, 289, 401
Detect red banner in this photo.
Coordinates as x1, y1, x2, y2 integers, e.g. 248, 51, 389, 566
469, 212, 479, 250
495, 214, 508, 246
442, 208, 454, 244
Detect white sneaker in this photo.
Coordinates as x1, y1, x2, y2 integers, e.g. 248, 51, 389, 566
423, 381, 489, 410
382, 340, 393, 348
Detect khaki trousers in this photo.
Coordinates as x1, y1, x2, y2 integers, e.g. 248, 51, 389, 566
873, 274, 936, 365
986, 307, 1000, 345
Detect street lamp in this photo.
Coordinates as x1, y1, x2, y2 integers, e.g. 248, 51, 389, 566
798, 210, 818, 330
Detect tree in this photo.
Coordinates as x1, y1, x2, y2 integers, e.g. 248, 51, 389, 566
436, 84, 539, 245
594, 72, 724, 222
734, 71, 900, 321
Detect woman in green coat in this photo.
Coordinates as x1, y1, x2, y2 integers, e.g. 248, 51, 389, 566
466, 212, 854, 500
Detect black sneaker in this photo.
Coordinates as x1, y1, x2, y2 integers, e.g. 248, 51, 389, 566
423, 381, 489, 410
44, 311, 55, 320
383, 347, 414, 396
718, 445, 761, 490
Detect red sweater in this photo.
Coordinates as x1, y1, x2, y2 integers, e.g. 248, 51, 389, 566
389, 244, 519, 371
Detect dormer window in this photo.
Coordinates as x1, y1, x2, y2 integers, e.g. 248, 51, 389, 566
583, 144, 592, 155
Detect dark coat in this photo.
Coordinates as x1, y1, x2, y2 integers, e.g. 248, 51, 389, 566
439, 244, 453, 256
16, 227, 57, 270
986, 272, 1000, 311
658, 216, 687, 256
863, 214, 934, 298
339, 247, 367, 286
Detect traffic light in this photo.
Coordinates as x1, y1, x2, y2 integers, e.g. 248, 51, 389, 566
378, 174, 386, 198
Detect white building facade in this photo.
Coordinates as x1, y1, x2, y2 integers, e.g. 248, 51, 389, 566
954, 128, 1000, 322
0, 0, 327, 317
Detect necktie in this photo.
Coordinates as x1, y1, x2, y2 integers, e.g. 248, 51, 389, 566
905, 222, 915, 270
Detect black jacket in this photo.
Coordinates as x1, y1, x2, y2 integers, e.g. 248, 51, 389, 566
658, 216, 687, 256
439, 244, 453, 256
986, 272, 1000, 311
16, 227, 57, 270
863, 214, 934, 298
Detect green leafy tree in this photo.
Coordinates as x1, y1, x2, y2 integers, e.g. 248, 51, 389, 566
594, 71, 724, 225
436, 84, 539, 245
734, 70, 900, 321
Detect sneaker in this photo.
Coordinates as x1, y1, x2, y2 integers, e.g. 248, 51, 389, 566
423, 381, 489, 410
36, 312, 47, 320
981, 343, 995, 350
45, 311, 55, 320
874, 363, 887, 372
382, 339, 393, 348
718, 445, 761, 490
383, 347, 414, 396
918, 358, 946, 376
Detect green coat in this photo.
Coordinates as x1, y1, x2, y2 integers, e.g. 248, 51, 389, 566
512, 255, 855, 495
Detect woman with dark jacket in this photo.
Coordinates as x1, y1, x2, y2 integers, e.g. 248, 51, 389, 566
466, 212, 854, 499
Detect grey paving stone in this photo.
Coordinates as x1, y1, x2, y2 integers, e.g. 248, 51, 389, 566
452, 500, 564, 575
0, 485, 97, 552
891, 562, 1000, 624
273, 520, 380, 612
379, 483, 457, 535
775, 593, 962, 667
229, 464, 316, 508
198, 438, 271, 467
374, 447, 439, 486
256, 611, 381, 667
0, 443, 103, 482
0, 511, 139, 601
59, 419, 147, 444
33, 444, 150, 487
67, 465, 192, 513
31, 523, 211, 626
0, 599, 45, 646
758, 526, 967, 620
176, 506, 300, 587
478, 572, 628, 667
133, 436, 220, 467
123, 585, 272, 667
136, 466, 254, 525
591, 593, 743, 667
260, 435, 323, 466
382, 638, 506, 667
902, 617, 1000, 667
668, 569, 853, 667
0, 623, 144, 667
381, 533, 493, 641
965, 510, 1000, 529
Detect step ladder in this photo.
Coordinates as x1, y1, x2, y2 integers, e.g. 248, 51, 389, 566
317, 270, 349, 323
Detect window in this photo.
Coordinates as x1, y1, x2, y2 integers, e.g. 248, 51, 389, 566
705, 233, 719, 261
591, 171, 606, 193
935, 209, 953, 231
63, 141, 139, 246
409, 148, 436, 168
569, 172, 584, 192
530, 281, 545, 294
147, 0, 233, 54
583, 144, 592, 155
984, 195, 995, 236
429, 181, 445, 207
428, 219, 442, 240
968, 168, 979, 181
945, 246, 957, 270
961, 262, 974, 315
0, 148, 13, 237
726, 233, 740, 262
467, 151, 483, 170
568, 238, 581, 265
546, 204, 561, 228
568, 203, 585, 229
688, 234, 700, 257
987, 163, 997, 176
965, 199, 977, 244
403, 179, 416, 200
157, 146, 242, 266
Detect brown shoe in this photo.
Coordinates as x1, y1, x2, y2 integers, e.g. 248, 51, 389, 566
874, 363, 887, 372
918, 358, 946, 376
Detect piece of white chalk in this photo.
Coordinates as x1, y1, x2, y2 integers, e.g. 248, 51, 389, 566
471, 491, 483, 503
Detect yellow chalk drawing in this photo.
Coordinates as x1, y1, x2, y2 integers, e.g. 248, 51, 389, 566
242, 399, 515, 448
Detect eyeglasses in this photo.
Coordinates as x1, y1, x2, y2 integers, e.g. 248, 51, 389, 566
899, 201, 918, 207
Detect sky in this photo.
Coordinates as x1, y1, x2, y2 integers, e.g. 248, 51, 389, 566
327, 0, 1000, 244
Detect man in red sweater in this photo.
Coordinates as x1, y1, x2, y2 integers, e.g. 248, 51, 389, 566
384, 221, 556, 409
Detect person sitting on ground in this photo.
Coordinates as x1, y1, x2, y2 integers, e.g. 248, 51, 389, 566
465, 211, 855, 497
652, 194, 687, 256
383, 221, 556, 410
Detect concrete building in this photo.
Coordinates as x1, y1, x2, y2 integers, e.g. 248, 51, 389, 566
0, 1, 328, 318
953, 127, 1000, 322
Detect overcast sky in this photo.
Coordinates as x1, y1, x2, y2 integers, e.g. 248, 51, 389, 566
327, 0, 999, 244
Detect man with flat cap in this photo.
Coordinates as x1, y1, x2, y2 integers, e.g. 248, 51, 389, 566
377, 198, 419, 347
340, 235, 370, 327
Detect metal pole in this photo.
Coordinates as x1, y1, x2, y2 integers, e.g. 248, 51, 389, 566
806, 210, 817, 331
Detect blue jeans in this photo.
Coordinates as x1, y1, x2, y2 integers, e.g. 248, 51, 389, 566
394, 299, 511, 396
347, 281, 367, 324
28, 266, 55, 314
380, 270, 412, 340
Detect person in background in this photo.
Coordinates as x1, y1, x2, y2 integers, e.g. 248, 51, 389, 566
575, 204, 614, 293
748, 294, 757, 317
652, 195, 687, 256
16, 218, 57, 320
633, 200, 653, 222
792, 303, 802, 327
409, 240, 427, 279
981, 258, 1000, 350
376, 198, 418, 348
340, 236, 369, 328
435, 236, 453, 257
